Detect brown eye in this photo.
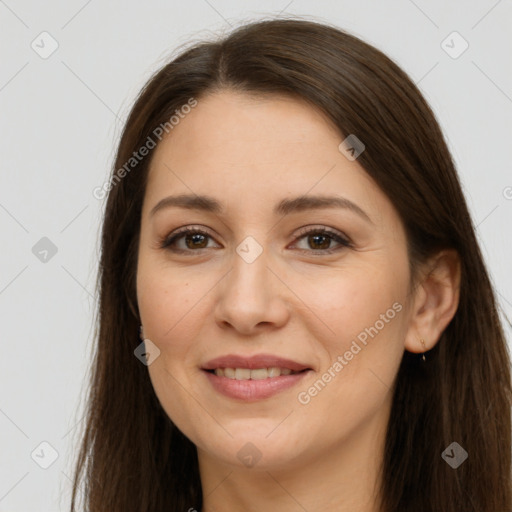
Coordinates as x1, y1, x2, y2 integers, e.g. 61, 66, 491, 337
307, 233, 332, 250
159, 225, 351, 255
160, 227, 217, 252
183, 232, 209, 249
292, 227, 352, 254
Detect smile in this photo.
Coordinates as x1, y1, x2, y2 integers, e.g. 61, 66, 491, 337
209, 367, 302, 379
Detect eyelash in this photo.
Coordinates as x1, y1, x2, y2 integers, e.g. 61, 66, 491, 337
158, 225, 352, 255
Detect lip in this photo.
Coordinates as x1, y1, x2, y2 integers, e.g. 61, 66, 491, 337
203, 369, 312, 401
201, 353, 313, 402
201, 353, 312, 372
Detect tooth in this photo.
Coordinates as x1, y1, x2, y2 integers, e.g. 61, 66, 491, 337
224, 368, 236, 379
235, 368, 251, 380
267, 367, 281, 377
250, 368, 269, 380
215, 367, 297, 380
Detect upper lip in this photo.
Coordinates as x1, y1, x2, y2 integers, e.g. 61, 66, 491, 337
202, 353, 312, 372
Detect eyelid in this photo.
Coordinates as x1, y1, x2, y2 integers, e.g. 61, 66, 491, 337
293, 225, 351, 243
158, 224, 352, 254
159, 225, 218, 251
290, 225, 352, 253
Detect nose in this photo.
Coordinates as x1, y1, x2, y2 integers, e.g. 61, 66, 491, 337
213, 247, 290, 336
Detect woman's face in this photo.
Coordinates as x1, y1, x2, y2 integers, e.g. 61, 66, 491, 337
136, 90, 416, 471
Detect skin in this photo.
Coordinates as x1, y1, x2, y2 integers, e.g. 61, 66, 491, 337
136, 90, 460, 512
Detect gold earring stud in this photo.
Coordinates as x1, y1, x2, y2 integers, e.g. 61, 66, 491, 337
419, 337, 426, 362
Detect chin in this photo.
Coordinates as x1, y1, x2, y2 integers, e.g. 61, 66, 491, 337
199, 432, 305, 472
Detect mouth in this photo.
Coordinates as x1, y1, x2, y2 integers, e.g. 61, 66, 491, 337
200, 354, 313, 401
203, 367, 308, 379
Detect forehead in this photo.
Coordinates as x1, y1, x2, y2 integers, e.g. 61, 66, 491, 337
143, 90, 388, 223
151, 90, 341, 166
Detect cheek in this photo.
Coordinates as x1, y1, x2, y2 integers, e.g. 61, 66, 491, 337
297, 262, 408, 410
137, 258, 199, 342
306, 262, 406, 345
137, 264, 212, 438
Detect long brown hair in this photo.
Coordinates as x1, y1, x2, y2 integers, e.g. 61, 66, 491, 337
69, 17, 512, 511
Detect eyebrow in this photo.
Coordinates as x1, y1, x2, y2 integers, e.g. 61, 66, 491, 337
149, 193, 373, 223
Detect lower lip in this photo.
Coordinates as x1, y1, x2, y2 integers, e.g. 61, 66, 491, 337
203, 370, 311, 401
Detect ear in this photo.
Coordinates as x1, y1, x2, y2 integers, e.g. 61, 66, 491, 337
404, 249, 461, 355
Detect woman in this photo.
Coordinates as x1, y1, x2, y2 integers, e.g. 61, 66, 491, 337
70, 18, 511, 511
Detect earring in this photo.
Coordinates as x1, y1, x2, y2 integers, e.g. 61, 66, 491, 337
419, 337, 427, 362
139, 325, 144, 341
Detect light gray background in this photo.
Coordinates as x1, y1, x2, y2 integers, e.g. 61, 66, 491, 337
1, 1, 511, 510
